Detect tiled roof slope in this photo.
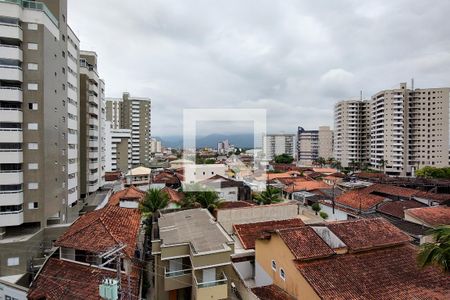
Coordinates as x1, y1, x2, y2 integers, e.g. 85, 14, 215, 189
277, 227, 335, 260
161, 186, 184, 203
28, 258, 139, 300
234, 219, 304, 250
108, 186, 145, 206
219, 200, 254, 210
283, 180, 330, 193
405, 206, 450, 227
296, 244, 450, 300
55, 205, 141, 257
377, 200, 426, 219
251, 285, 296, 300
326, 218, 411, 252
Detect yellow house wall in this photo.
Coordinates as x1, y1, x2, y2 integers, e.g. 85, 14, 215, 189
255, 235, 321, 300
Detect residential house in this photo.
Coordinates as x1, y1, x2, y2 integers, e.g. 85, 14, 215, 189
125, 166, 151, 186
199, 175, 251, 201
404, 206, 450, 228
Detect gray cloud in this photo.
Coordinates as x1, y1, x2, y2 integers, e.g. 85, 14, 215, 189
68, 0, 450, 137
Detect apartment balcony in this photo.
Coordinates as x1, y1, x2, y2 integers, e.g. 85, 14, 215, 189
89, 83, 99, 94
0, 150, 22, 163
88, 106, 99, 116
0, 44, 23, 61
164, 268, 192, 291
88, 129, 98, 137
68, 189, 78, 205
67, 162, 77, 174
0, 87, 22, 102
0, 190, 23, 205
0, 210, 23, 227
88, 118, 98, 126
0, 128, 22, 142
0, 65, 22, 82
68, 148, 77, 159
88, 173, 98, 182
193, 271, 228, 300
68, 133, 77, 145
0, 170, 23, 185
68, 177, 77, 190
88, 151, 99, 159
88, 183, 99, 193
88, 162, 98, 169
0, 108, 22, 123
88, 140, 98, 147
0, 23, 23, 40
88, 95, 98, 104
67, 102, 77, 116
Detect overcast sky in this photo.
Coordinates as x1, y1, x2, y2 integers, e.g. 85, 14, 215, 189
69, 0, 450, 137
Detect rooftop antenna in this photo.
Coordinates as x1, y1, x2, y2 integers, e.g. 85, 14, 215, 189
360, 90, 363, 101
411, 78, 414, 90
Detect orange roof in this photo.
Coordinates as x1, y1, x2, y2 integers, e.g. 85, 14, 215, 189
108, 186, 145, 206
55, 205, 141, 257
405, 206, 450, 227
312, 168, 337, 174
234, 219, 304, 250
219, 201, 254, 210
326, 218, 411, 252
251, 285, 296, 300
28, 258, 139, 300
283, 180, 329, 193
161, 186, 184, 203
267, 171, 303, 181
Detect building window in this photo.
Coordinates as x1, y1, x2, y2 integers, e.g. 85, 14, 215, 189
7, 257, 19, 266
28, 83, 38, 91
28, 182, 39, 190
29, 103, 38, 110
271, 260, 277, 271
28, 123, 38, 130
28, 63, 38, 71
28, 163, 38, 170
280, 268, 286, 280
28, 143, 38, 150
28, 43, 38, 50
27, 23, 38, 30
28, 202, 38, 209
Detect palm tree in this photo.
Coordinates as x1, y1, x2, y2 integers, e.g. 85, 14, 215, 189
140, 188, 170, 217
418, 225, 450, 273
182, 189, 221, 213
253, 186, 282, 205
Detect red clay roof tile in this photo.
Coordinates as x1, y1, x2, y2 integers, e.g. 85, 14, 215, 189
377, 200, 426, 219
251, 284, 296, 300
107, 186, 145, 206
405, 206, 450, 227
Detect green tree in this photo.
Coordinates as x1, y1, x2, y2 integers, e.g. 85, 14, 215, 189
416, 166, 450, 179
418, 226, 450, 273
319, 211, 329, 220
183, 187, 222, 213
314, 157, 327, 167
311, 202, 321, 215
274, 154, 294, 164
253, 186, 283, 205
140, 188, 169, 217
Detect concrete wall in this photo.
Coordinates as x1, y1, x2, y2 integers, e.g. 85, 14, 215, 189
217, 203, 298, 234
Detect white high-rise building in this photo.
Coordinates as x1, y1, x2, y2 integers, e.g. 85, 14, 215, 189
262, 134, 296, 160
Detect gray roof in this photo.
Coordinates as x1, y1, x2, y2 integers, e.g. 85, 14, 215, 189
159, 209, 233, 254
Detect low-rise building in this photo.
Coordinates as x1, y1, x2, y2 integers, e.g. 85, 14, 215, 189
199, 175, 251, 201
125, 166, 151, 186
151, 209, 235, 300
404, 206, 450, 228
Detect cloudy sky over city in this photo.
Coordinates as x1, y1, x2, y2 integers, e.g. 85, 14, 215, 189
69, 0, 450, 137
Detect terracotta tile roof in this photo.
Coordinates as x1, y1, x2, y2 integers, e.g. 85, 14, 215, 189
312, 168, 337, 174
283, 180, 330, 193
234, 219, 304, 250
355, 171, 386, 179
405, 206, 450, 227
55, 205, 141, 257
377, 200, 426, 219
104, 171, 121, 181
28, 258, 139, 300
108, 186, 145, 206
251, 285, 296, 300
326, 218, 411, 252
161, 186, 184, 203
296, 244, 450, 300
274, 177, 308, 185
219, 200, 254, 210
152, 171, 182, 185
277, 227, 335, 260
335, 184, 421, 212
414, 191, 450, 203
267, 171, 303, 181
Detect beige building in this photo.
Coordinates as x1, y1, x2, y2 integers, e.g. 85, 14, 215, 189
333, 100, 371, 168
263, 133, 296, 161
152, 209, 235, 300
104, 120, 132, 172
79, 51, 105, 198
297, 126, 333, 165
371, 83, 450, 176
106, 92, 151, 167
0, 0, 84, 277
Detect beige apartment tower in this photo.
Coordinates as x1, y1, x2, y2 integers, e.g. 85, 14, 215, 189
0, 0, 82, 276
333, 100, 371, 168
297, 126, 333, 165
106, 92, 151, 167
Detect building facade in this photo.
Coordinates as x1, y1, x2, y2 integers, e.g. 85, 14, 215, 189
297, 126, 333, 165
104, 121, 132, 172
0, 0, 83, 276
262, 133, 296, 161
106, 92, 151, 167
333, 100, 371, 168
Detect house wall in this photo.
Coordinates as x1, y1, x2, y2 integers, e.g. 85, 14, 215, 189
217, 203, 298, 234
319, 204, 348, 221
255, 235, 321, 300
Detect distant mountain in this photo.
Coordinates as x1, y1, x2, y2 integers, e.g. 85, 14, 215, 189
156, 133, 256, 149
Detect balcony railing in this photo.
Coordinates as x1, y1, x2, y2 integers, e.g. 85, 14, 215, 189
194, 271, 227, 288
0, 0, 59, 26
165, 268, 192, 278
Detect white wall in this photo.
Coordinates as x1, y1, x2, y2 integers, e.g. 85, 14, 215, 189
319, 204, 348, 221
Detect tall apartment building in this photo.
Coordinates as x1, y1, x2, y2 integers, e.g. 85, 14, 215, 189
79, 50, 105, 198
333, 100, 371, 168
0, 0, 81, 275
106, 92, 151, 167
334, 83, 450, 176
263, 133, 295, 160
104, 121, 132, 172
297, 126, 333, 165
370, 83, 449, 176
